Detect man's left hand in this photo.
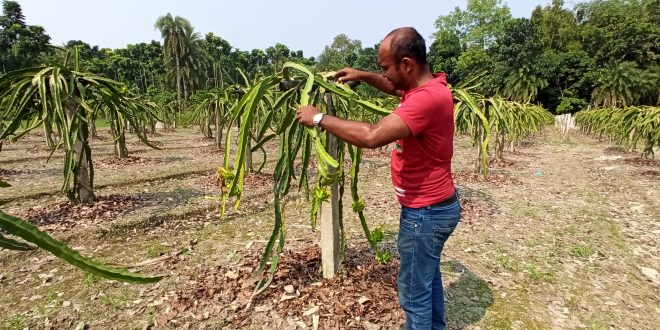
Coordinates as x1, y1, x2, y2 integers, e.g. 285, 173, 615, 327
296, 106, 321, 127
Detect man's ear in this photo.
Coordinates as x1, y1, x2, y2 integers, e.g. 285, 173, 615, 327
400, 57, 413, 73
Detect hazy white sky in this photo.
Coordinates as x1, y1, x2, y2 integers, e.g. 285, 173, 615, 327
16, 0, 583, 57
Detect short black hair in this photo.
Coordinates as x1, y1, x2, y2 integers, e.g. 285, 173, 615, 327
385, 27, 427, 65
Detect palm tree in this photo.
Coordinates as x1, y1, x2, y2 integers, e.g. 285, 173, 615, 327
154, 13, 192, 107
179, 28, 210, 99
500, 66, 548, 103
639, 65, 660, 106
592, 61, 640, 108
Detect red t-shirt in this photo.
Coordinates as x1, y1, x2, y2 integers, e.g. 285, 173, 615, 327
391, 73, 455, 208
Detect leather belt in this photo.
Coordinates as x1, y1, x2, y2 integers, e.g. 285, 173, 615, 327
428, 191, 458, 208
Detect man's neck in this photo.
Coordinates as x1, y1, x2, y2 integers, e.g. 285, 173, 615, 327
411, 70, 435, 89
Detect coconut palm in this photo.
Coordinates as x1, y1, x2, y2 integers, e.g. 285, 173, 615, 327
592, 61, 641, 108
639, 65, 660, 106
154, 13, 192, 106
179, 28, 210, 98
500, 66, 548, 103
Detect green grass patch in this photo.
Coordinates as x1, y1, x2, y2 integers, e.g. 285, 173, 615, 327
94, 117, 112, 129
570, 244, 595, 258
510, 201, 539, 219
527, 263, 543, 281
441, 260, 466, 273
99, 288, 133, 310
481, 291, 548, 329
525, 237, 543, 248
7, 314, 26, 330
587, 320, 608, 330
44, 290, 61, 306
147, 243, 171, 258
83, 272, 102, 287
526, 262, 554, 282
496, 254, 518, 271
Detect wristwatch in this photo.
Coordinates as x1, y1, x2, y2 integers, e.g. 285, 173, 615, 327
313, 113, 325, 128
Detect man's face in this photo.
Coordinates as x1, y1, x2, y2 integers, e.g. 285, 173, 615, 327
377, 42, 405, 91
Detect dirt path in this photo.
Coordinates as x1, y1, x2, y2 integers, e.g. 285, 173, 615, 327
0, 128, 657, 329
441, 132, 659, 329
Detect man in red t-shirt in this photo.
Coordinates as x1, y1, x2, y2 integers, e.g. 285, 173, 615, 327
297, 27, 460, 330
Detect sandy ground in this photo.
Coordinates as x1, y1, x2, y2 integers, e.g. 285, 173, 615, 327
0, 127, 658, 329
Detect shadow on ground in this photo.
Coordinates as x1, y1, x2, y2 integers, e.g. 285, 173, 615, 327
140, 187, 206, 206
457, 185, 500, 210
373, 232, 493, 329
442, 260, 493, 329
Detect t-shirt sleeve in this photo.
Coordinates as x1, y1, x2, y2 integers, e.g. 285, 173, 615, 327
393, 91, 434, 136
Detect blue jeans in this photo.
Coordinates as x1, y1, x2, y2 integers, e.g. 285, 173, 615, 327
397, 195, 461, 330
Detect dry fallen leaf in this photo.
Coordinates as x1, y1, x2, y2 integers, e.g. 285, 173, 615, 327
225, 271, 239, 280
303, 305, 319, 316
312, 314, 320, 330
358, 296, 371, 305
279, 293, 297, 302
254, 305, 272, 313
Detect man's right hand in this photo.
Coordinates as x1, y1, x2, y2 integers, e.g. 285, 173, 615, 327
335, 67, 401, 97
334, 68, 363, 83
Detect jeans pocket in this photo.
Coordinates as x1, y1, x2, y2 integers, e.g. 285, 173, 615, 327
400, 208, 422, 231
428, 208, 460, 249
432, 225, 457, 249
400, 218, 416, 231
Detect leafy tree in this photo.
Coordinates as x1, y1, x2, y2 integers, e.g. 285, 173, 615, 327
246, 48, 268, 78
492, 18, 547, 102
556, 96, 588, 114
286, 49, 315, 67
178, 27, 209, 98
536, 49, 597, 112
340, 44, 381, 98
434, 0, 512, 49
428, 32, 462, 84
265, 43, 291, 73
353, 44, 379, 73
114, 41, 165, 92
204, 32, 232, 88
62, 40, 104, 62
204, 32, 231, 63
0, 0, 50, 72
492, 18, 544, 69
639, 64, 660, 105
530, 0, 580, 52
576, 0, 659, 67
453, 47, 498, 93
433, 0, 513, 95
316, 34, 363, 71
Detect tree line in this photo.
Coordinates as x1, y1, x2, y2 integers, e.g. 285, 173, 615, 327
1, 0, 658, 113
430, 0, 658, 112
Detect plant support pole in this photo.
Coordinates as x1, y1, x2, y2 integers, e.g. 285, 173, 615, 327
321, 92, 341, 278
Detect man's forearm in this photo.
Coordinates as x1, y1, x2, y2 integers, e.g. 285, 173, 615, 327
357, 71, 401, 97
319, 115, 387, 149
